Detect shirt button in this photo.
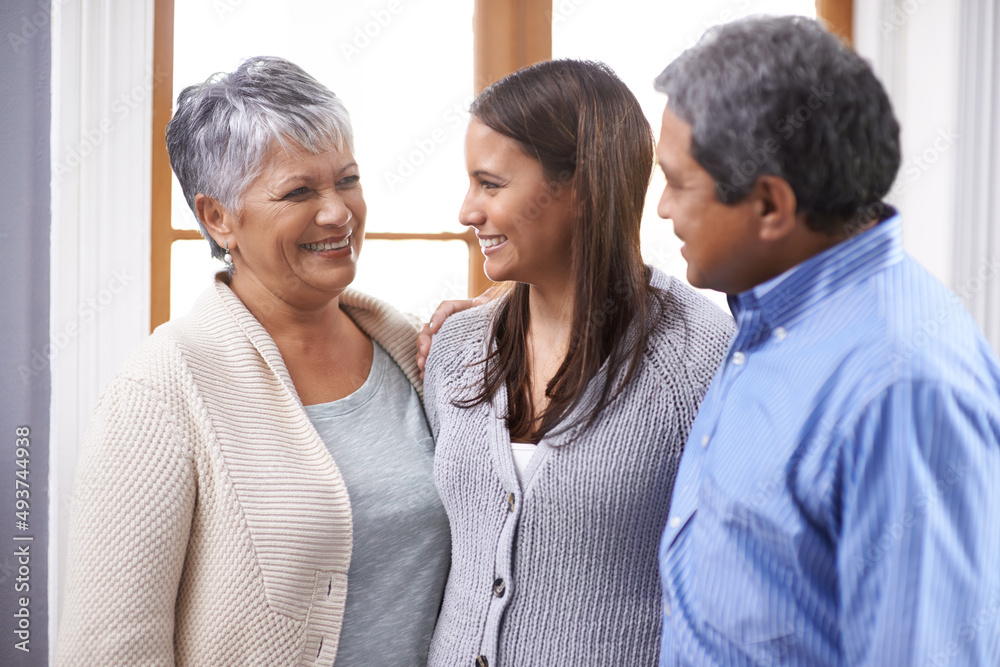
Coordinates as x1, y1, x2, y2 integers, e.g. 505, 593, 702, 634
669, 516, 681, 529
700, 434, 709, 448
664, 598, 672, 617
475, 656, 489, 667
492, 578, 506, 597
774, 326, 788, 341
732, 351, 746, 365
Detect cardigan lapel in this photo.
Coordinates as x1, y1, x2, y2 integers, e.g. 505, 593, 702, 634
212, 273, 423, 400
212, 276, 301, 401
175, 280, 353, 624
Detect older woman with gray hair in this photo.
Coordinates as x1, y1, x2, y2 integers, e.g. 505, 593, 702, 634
56, 56, 449, 666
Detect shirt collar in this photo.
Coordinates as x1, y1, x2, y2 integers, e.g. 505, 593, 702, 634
728, 211, 905, 331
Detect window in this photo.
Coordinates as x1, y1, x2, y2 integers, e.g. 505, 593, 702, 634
552, 0, 818, 308
155, 0, 479, 326
152, 0, 846, 327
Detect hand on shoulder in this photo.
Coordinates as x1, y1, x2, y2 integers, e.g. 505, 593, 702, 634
416, 290, 499, 378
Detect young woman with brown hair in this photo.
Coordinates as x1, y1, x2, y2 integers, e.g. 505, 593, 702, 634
422, 59, 733, 666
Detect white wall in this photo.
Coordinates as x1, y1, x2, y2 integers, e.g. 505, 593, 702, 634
49, 0, 155, 656
855, 0, 961, 288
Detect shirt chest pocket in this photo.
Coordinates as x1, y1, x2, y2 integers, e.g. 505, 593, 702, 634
692, 474, 804, 658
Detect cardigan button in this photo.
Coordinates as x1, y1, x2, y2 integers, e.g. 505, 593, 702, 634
492, 578, 506, 597
506, 493, 515, 512
475, 655, 489, 667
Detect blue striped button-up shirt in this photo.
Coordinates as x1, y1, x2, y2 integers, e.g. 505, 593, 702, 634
659, 214, 1000, 666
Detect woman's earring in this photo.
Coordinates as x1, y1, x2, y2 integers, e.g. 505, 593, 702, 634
223, 241, 233, 266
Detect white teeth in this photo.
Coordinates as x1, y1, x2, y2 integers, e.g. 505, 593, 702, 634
302, 235, 351, 252
478, 235, 508, 248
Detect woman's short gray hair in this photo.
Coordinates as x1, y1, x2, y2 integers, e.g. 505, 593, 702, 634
166, 56, 354, 259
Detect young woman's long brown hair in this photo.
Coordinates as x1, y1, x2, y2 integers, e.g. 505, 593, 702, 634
457, 59, 660, 442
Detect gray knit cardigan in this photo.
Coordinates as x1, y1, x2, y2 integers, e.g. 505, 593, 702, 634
424, 268, 735, 667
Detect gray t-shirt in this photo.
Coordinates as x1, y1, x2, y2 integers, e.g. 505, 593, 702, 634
304, 342, 450, 666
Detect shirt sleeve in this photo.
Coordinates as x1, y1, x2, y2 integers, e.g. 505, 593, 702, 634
837, 379, 1000, 665
55, 377, 196, 666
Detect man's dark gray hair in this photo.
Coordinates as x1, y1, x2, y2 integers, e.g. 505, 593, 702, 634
654, 15, 900, 234
166, 56, 354, 259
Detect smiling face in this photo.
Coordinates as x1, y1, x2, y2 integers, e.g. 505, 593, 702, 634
459, 118, 575, 286
656, 105, 761, 295
221, 139, 366, 310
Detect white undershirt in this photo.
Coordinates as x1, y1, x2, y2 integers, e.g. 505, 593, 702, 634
511, 441, 539, 483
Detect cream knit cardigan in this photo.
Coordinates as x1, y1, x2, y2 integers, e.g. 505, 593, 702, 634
56, 276, 423, 666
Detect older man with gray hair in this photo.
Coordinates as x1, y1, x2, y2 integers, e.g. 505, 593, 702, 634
654, 15, 1000, 666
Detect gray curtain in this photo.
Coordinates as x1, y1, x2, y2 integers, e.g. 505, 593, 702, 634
0, 1, 52, 665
